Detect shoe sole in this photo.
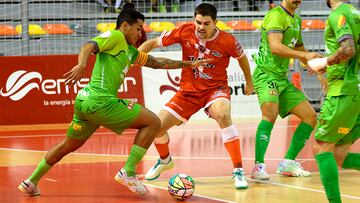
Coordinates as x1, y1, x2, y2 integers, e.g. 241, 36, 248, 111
235, 186, 248, 189
250, 175, 270, 181
114, 175, 147, 195
145, 174, 160, 181
279, 172, 311, 177
17, 185, 40, 196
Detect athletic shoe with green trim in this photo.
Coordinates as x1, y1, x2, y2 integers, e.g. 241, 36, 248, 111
145, 157, 174, 180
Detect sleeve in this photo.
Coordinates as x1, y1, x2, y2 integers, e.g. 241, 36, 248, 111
296, 16, 304, 46
263, 11, 284, 33
158, 25, 183, 47
228, 35, 244, 59
91, 30, 126, 55
329, 13, 353, 43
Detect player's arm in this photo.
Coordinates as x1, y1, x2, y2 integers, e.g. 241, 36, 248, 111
137, 37, 161, 53
64, 42, 96, 86
327, 38, 355, 65
268, 33, 321, 62
134, 51, 212, 69
308, 38, 355, 72
236, 54, 254, 95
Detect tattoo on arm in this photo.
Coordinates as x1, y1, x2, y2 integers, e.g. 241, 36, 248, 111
328, 38, 355, 65
144, 55, 184, 69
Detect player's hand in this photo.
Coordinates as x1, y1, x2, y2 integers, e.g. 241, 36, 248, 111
184, 58, 213, 68
244, 81, 254, 96
317, 74, 328, 93
308, 57, 328, 73
64, 64, 86, 87
300, 52, 323, 65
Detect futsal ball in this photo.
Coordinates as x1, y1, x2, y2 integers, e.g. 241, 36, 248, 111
168, 173, 195, 201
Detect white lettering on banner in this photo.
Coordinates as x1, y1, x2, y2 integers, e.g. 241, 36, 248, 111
119, 77, 136, 92
1, 70, 136, 101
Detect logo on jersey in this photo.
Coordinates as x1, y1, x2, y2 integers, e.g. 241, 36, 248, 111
159, 71, 180, 95
212, 51, 222, 57
337, 127, 350, 135
337, 15, 346, 28
0, 70, 42, 101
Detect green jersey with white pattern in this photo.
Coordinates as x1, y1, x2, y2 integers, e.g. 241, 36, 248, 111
324, 3, 360, 96
79, 30, 139, 99
253, 6, 303, 78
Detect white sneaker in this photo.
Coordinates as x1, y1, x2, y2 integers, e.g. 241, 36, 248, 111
145, 157, 174, 180
233, 168, 248, 189
18, 179, 40, 196
277, 159, 311, 177
251, 163, 270, 180
114, 168, 147, 195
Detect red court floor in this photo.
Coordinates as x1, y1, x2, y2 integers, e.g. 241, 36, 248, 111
0, 117, 359, 203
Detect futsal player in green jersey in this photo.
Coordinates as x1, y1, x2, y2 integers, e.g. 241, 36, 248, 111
18, 9, 210, 196
307, 0, 359, 202
250, 0, 324, 180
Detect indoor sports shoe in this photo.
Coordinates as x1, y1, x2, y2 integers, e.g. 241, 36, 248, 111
251, 163, 270, 180
145, 157, 174, 180
115, 168, 147, 195
277, 159, 311, 177
232, 168, 248, 189
18, 179, 40, 196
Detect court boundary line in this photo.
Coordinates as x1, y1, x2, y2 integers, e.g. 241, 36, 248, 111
0, 147, 316, 161
0, 124, 299, 138
143, 183, 235, 203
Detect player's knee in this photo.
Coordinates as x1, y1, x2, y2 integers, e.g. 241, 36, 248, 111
150, 115, 161, 132
305, 112, 317, 127
213, 111, 230, 125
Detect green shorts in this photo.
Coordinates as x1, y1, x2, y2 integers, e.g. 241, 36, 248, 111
315, 94, 360, 145
66, 97, 142, 140
253, 67, 306, 118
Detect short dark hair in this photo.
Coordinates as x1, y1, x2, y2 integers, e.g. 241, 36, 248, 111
123, 2, 135, 10
115, 9, 145, 29
194, 3, 217, 21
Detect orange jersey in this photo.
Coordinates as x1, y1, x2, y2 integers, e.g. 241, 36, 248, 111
159, 23, 244, 92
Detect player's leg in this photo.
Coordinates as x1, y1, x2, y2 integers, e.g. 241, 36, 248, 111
276, 83, 315, 177
145, 91, 198, 180
335, 112, 360, 170
314, 94, 360, 203
18, 106, 98, 196
251, 68, 281, 180
207, 97, 248, 189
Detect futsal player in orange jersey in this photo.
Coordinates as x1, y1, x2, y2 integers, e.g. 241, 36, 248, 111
138, 3, 254, 189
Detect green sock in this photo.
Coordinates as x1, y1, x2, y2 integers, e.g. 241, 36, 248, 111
123, 145, 147, 177
28, 158, 53, 185
342, 153, 360, 170
315, 152, 342, 203
285, 122, 313, 160
255, 120, 274, 163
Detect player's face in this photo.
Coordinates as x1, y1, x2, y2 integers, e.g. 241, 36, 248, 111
284, 0, 302, 9
194, 15, 217, 40
124, 19, 143, 46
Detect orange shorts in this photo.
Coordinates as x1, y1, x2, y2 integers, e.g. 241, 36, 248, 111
164, 85, 231, 121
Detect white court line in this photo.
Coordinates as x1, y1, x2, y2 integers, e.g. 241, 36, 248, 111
0, 147, 316, 161
143, 183, 235, 203
247, 178, 360, 200
0, 125, 298, 139
45, 178, 58, 182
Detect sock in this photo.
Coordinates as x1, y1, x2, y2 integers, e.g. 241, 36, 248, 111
154, 136, 170, 160
316, 152, 342, 203
28, 158, 53, 185
123, 145, 147, 177
255, 120, 274, 163
342, 153, 360, 170
224, 139, 243, 168
285, 122, 313, 160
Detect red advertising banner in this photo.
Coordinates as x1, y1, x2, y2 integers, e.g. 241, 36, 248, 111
0, 55, 144, 125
